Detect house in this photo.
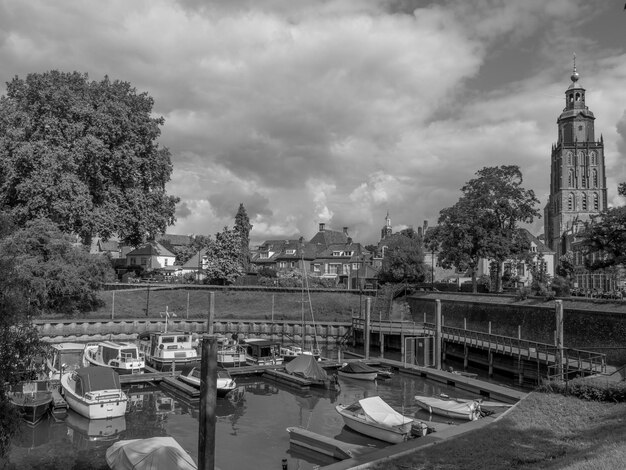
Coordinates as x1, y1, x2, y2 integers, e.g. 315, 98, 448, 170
90, 237, 121, 258
125, 241, 176, 271
475, 229, 556, 287
179, 247, 209, 281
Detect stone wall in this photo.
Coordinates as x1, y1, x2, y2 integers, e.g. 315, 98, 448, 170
406, 294, 626, 366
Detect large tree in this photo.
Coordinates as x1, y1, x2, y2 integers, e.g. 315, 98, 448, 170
432, 166, 539, 293
234, 203, 252, 273
204, 227, 244, 285
579, 183, 626, 270
0, 71, 179, 246
378, 228, 427, 284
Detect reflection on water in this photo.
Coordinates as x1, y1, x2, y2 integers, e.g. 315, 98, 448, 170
4, 367, 487, 470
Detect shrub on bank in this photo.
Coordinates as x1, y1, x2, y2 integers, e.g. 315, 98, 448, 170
539, 377, 626, 402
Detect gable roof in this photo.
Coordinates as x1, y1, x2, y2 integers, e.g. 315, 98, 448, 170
182, 247, 209, 268
309, 229, 348, 248
519, 228, 554, 254
126, 241, 175, 258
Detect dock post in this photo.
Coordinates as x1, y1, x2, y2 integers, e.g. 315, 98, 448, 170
555, 300, 564, 380
379, 310, 384, 356
434, 299, 442, 370
207, 292, 215, 334
198, 334, 218, 470
488, 351, 493, 377
463, 344, 468, 369
364, 297, 371, 360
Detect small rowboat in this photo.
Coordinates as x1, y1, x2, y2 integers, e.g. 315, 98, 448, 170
337, 361, 379, 381
414, 395, 481, 421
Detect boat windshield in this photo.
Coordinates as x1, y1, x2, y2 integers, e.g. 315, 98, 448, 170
121, 348, 138, 359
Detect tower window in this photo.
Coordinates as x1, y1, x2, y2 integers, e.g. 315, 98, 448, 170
592, 169, 598, 187
575, 93, 581, 101
581, 174, 587, 188
582, 195, 587, 210
593, 193, 599, 210
568, 194, 574, 211
568, 169, 574, 187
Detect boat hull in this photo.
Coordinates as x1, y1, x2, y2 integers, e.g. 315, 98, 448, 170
12, 397, 52, 425
179, 370, 237, 397
336, 405, 411, 444
337, 370, 378, 381
61, 374, 127, 420
414, 396, 480, 421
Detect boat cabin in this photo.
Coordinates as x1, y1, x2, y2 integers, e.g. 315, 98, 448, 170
47, 343, 87, 380
242, 339, 283, 366
137, 331, 198, 369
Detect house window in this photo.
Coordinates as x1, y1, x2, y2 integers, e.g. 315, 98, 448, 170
343, 264, 350, 275
278, 261, 287, 268
312, 264, 320, 272
344, 251, 353, 257
290, 261, 295, 268
328, 264, 341, 274
140, 258, 147, 266
352, 263, 359, 270
164, 259, 169, 266
332, 251, 342, 257
285, 249, 296, 255
259, 252, 269, 259
517, 263, 525, 276
130, 257, 136, 265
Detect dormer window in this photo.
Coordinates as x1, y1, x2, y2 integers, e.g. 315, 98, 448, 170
332, 251, 342, 256
285, 249, 296, 255
259, 252, 269, 259
344, 251, 353, 256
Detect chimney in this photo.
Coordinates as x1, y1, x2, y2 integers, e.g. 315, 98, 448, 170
423, 220, 428, 234
343, 227, 349, 235
319, 223, 325, 232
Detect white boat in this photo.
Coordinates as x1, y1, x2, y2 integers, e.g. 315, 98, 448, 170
335, 396, 414, 444
106, 436, 197, 470
46, 342, 88, 380
216, 335, 247, 367
241, 338, 283, 366
280, 344, 321, 363
84, 341, 145, 374
337, 361, 379, 381
137, 331, 199, 371
178, 367, 237, 397
60, 367, 128, 419
414, 395, 481, 421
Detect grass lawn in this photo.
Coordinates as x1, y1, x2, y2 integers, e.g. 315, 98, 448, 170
377, 392, 626, 470
63, 287, 365, 323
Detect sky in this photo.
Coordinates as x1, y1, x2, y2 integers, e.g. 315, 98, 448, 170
0, 0, 625, 246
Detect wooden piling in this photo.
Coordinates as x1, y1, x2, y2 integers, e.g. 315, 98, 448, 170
555, 300, 564, 379
198, 335, 218, 470
434, 299, 442, 370
207, 292, 215, 334
364, 297, 371, 360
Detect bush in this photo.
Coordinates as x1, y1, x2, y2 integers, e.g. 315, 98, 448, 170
539, 377, 626, 402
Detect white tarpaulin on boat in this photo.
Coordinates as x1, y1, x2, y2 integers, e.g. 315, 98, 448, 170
106, 436, 197, 470
359, 396, 412, 427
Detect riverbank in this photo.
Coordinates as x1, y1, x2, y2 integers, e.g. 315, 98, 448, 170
374, 391, 626, 470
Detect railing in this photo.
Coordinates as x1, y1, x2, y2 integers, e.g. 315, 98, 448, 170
421, 323, 606, 376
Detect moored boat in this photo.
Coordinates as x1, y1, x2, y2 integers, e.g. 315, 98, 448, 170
414, 395, 481, 421
137, 331, 199, 372
106, 436, 197, 470
84, 341, 145, 374
337, 361, 379, 381
216, 335, 247, 367
8, 380, 54, 425
241, 338, 283, 366
284, 354, 338, 390
335, 396, 414, 444
178, 367, 237, 397
46, 342, 88, 380
280, 344, 321, 363
60, 367, 128, 419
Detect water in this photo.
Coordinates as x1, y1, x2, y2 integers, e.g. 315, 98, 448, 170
4, 369, 481, 470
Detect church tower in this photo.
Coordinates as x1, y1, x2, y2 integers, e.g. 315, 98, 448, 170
544, 58, 607, 262
380, 211, 392, 240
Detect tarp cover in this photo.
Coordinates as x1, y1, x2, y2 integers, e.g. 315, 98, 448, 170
285, 354, 328, 381
76, 366, 121, 392
339, 361, 379, 374
106, 436, 197, 470
359, 396, 412, 427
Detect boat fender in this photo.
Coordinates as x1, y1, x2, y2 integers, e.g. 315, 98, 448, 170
159, 344, 164, 349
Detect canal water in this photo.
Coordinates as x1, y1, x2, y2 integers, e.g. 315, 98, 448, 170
3, 366, 487, 470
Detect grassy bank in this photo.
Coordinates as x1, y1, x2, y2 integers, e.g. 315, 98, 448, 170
54, 287, 364, 323
376, 392, 626, 470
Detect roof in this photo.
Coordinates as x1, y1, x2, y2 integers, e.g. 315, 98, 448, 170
309, 228, 348, 249
519, 228, 554, 254
126, 242, 175, 258
181, 247, 208, 268
156, 234, 193, 247
75, 366, 121, 392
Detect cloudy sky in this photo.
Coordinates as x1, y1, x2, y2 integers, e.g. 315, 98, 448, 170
1, 0, 625, 246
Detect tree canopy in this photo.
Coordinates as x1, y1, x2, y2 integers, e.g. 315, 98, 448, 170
234, 203, 252, 273
378, 228, 427, 284
204, 227, 244, 284
579, 183, 626, 270
430, 166, 539, 292
0, 70, 179, 246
